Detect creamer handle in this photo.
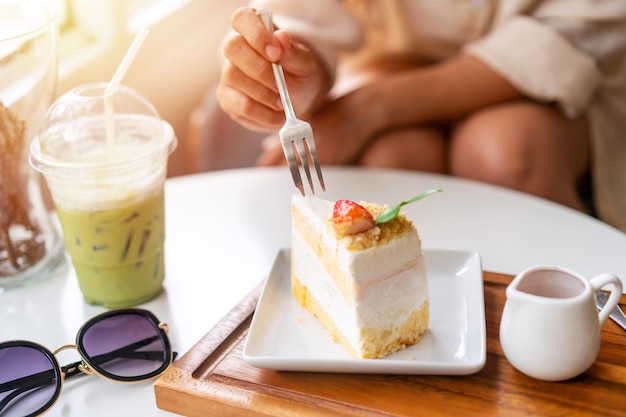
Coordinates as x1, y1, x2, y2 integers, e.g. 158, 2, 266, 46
590, 273, 623, 326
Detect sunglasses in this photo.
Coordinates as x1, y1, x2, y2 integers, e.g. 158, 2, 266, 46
0, 308, 175, 417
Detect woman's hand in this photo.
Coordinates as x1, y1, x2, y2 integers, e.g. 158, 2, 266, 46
217, 7, 329, 133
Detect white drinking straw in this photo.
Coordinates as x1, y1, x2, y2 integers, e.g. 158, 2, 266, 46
105, 28, 150, 150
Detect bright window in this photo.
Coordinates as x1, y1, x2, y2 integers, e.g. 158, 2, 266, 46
52, 0, 188, 76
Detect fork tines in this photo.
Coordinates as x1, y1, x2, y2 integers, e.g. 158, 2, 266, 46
281, 122, 325, 196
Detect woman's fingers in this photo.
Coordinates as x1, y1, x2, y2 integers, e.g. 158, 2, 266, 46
216, 73, 284, 132
220, 60, 281, 111
218, 7, 290, 128
231, 7, 282, 62
222, 32, 278, 94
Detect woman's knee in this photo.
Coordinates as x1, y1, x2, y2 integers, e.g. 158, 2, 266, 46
359, 126, 447, 173
449, 106, 531, 188
448, 101, 592, 212
449, 101, 589, 191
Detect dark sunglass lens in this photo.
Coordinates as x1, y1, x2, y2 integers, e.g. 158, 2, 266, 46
0, 343, 60, 417
80, 312, 167, 379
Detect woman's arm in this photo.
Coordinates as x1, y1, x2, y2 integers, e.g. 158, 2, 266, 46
355, 54, 524, 136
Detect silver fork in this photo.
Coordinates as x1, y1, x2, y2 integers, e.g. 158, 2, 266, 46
257, 9, 325, 195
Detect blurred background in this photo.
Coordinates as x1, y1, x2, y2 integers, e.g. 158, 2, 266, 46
38, 0, 246, 177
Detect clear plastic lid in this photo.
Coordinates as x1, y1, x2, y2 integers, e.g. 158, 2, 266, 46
30, 83, 177, 178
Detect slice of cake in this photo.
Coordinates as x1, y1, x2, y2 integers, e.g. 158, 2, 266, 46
291, 194, 430, 359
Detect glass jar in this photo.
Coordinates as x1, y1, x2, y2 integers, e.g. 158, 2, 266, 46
0, 1, 66, 291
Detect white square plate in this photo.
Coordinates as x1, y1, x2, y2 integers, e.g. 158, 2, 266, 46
243, 249, 486, 374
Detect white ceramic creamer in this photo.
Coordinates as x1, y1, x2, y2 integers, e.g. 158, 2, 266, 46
500, 265, 622, 381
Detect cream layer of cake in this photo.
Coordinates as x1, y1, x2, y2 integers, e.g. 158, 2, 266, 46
291, 195, 429, 359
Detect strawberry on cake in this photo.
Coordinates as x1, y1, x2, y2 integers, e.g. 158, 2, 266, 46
290, 191, 440, 359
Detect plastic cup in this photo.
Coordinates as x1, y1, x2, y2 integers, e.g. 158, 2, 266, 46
29, 83, 177, 307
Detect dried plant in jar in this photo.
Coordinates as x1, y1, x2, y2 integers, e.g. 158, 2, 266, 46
0, 102, 46, 276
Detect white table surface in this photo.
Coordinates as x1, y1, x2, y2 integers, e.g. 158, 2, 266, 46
2, 166, 625, 417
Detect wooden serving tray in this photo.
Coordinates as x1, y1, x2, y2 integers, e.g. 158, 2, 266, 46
154, 272, 626, 417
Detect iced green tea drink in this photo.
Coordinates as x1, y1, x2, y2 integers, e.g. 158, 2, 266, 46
30, 83, 177, 307
55, 191, 165, 306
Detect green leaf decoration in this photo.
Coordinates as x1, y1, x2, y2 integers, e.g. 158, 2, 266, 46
375, 189, 442, 225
